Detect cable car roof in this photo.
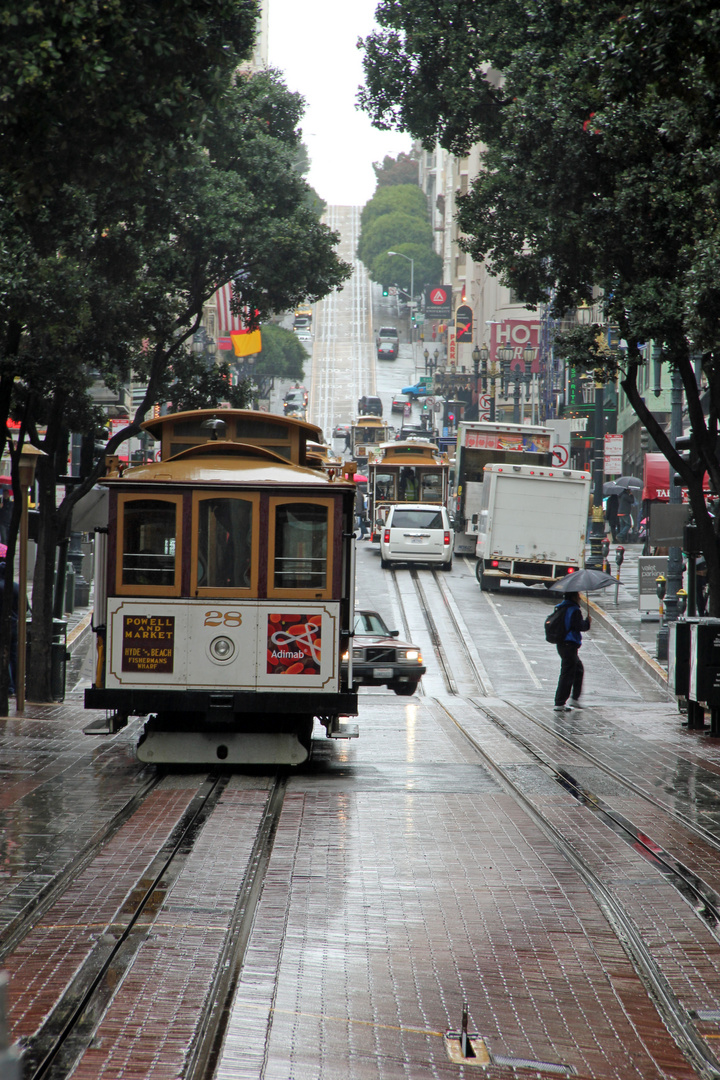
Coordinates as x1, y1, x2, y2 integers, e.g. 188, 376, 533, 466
103, 442, 354, 487
140, 408, 322, 442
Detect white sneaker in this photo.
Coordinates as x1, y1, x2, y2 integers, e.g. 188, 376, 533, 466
553, 704, 570, 712
569, 699, 584, 709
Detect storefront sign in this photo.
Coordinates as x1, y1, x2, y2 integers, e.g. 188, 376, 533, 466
490, 319, 541, 371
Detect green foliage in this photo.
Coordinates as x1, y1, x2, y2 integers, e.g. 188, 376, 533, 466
0, 0, 259, 209
372, 152, 419, 187
164, 354, 251, 414
0, 10, 351, 701
357, 183, 438, 291
373, 244, 442, 295
360, 184, 429, 231
357, 212, 432, 269
253, 324, 307, 382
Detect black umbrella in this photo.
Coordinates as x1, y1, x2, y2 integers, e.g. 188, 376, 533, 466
613, 476, 642, 489
603, 481, 621, 497
551, 567, 616, 614
551, 568, 616, 593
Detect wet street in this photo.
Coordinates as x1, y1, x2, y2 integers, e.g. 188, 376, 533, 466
4, 208, 720, 1079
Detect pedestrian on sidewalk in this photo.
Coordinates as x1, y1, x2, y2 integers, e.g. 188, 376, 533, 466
356, 490, 367, 539
0, 488, 12, 545
617, 487, 635, 542
606, 493, 619, 542
553, 591, 591, 712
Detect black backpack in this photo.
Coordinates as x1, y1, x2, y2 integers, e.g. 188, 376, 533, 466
544, 604, 567, 644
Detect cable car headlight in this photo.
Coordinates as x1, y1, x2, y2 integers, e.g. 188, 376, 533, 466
209, 636, 235, 662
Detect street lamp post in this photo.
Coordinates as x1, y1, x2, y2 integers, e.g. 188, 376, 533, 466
657, 366, 685, 659
387, 251, 414, 337
588, 374, 606, 568
16, 444, 45, 713
193, 327, 217, 366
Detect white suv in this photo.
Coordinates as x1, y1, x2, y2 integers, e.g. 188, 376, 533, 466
380, 504, 453, 569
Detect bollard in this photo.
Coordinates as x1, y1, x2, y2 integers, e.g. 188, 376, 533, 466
656, 574, 668, 662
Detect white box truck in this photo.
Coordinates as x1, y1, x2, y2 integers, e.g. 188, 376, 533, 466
475, 463, 591, 591
452, 421, 557, 555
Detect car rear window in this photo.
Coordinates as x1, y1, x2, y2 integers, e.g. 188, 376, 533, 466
391, 510, 444, 529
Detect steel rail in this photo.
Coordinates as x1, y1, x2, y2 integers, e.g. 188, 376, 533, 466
23, 773, 230, 1080
0, 769, 161, 963
184, 772, 288, 1080
437, 697, 720, 1080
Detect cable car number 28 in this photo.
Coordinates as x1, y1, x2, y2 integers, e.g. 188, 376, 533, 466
203, 611, 243, 627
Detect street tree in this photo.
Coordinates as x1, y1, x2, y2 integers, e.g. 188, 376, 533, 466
357, 212, 433, 274
360, 184, 429, 231
359, 0, 720, 614
371, 245, 442, 298
253, 324, 308, 387
0, 62, 350, 709
372, 152, 419, 187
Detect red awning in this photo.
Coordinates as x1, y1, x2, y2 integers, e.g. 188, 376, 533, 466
642, 452, 710, 502
642, 454, 671, 502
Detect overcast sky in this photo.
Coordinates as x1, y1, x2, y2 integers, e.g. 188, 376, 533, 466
267, 0, 411, 208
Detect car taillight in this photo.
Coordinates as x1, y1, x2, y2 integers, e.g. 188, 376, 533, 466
383, 529, 390, 544
443, 531, 450, 545
491, 559, 499, 567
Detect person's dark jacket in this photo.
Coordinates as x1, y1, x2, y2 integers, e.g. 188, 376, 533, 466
559, 597, 590, 646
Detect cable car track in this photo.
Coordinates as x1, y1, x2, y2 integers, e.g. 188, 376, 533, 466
403, 567, 720, 927
392, 567, 720, 1078
435, 697, 720, 1080
19, 772, 287, 1080
0, 769, 162, 964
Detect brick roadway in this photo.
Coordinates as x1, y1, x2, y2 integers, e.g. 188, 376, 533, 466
3, 691, 700, 1079
214, 699, 698, 1080
5, 675, 720, 1075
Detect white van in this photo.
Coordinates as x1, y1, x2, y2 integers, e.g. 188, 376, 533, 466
380, 504, 453, 569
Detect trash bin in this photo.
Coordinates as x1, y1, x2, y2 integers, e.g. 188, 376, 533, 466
669, 618, 703, 727
688, 618, 720, 735
25, 618, 69, 702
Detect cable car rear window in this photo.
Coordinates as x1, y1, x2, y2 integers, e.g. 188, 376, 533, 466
274, 504, 328, 588
391, 509, 443, 529
122, 499, 177, 586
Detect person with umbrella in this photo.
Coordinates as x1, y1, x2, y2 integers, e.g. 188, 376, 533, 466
605, 490, 619, 541
617, 486, 636, 542
549, 567, 615, 712
552, 591, 591, 712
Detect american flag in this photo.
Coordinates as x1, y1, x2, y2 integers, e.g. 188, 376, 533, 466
215, 281, 244, 335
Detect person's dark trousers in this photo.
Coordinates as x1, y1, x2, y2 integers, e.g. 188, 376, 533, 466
555, 642, 584, 705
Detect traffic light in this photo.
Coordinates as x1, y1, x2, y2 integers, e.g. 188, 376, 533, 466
382, 286, 389, 297
673, 434, 694, 488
